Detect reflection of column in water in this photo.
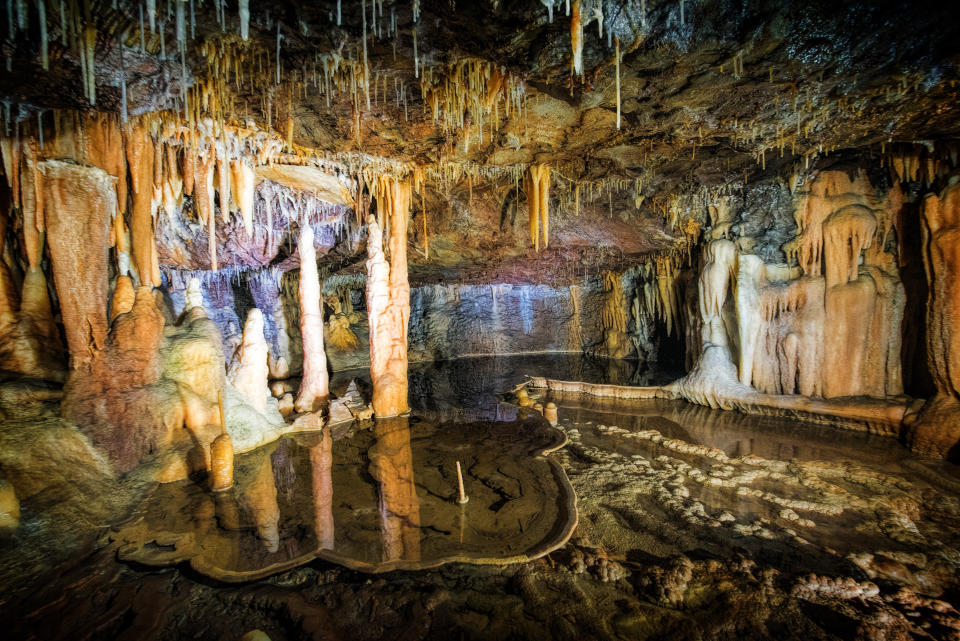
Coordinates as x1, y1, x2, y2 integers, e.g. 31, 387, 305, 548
368, 416, 421, 563
238, 455, 281, 553
310, 429, 335, 550
214, 488, 242, 531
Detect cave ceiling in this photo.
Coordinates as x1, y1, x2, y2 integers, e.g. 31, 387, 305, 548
2, 0, 959, 280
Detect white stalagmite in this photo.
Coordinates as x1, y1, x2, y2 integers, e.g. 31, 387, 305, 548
230, 308, 271, 413
295, 226, 329, 413
239, 0, 249, 40
185, 277, 204, 310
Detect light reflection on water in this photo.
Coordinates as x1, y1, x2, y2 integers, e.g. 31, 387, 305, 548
115, 411, 576, 580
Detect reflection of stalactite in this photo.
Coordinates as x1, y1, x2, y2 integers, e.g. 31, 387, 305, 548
310, 430, 335, 550
368, 417, 420, 563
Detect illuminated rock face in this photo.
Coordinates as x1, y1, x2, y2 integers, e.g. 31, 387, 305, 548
905, 180, 960, 460
295, 227, 329, 413
673, 169, 906, 412
366, 178, 411, 418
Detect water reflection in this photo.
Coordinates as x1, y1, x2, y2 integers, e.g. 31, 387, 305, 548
329, 354, 681, 425
115, 413, 575, 580
310, 429, 334, 550
369, 417, 421, 563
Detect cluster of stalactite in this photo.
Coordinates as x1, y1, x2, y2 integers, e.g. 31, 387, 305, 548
420, 58, 528, 153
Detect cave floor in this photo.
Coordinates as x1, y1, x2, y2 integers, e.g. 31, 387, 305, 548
1, 357, 959, 641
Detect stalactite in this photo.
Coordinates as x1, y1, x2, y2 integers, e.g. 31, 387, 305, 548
526, 165, 550, 251
84, 23, 96, 105
615, 37, 621, 129
147, 0, 156, 31
124, 124, 157, 287
295, 226, 329, 413
216, 147, 232, 224
19, 141, 44, 270
38, 0, 48, 71
195, 148, 216, 226
570, 0, 582, 76
208, 196, 217, 271
40, 161, 115, 367
239, 0, 249, 40
231, 158, 255, 235
598, 271, 631, 358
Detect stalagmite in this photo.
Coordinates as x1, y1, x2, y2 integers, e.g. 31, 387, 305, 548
40, 161, 115, 367
366, 177, 411, 418
209, 432, 234, 492
570, 1, 583, 76
229, 308, 271, 413
295, 226, 330, 413
185, 277, 204, 310
124, 124, 158, 287
111, 275, 136, 322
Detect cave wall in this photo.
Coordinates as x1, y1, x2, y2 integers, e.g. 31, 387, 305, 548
168, 271, 657, 374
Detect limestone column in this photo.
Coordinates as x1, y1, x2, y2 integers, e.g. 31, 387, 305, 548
366, 177, 411, 418
295, 227, 329, 413
906, 180, 960, 459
